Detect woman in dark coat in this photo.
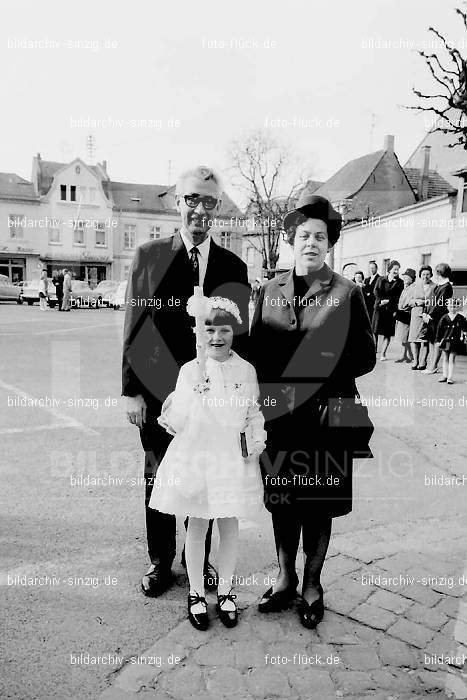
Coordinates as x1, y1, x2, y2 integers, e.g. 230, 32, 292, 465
420, 263, 453, 374
372, 261, 404, 360
249, 194, 376, 630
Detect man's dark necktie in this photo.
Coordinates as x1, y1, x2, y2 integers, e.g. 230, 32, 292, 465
190, 246, 199, 287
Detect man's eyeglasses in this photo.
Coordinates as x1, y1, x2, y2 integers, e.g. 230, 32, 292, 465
183, 194, 219, 210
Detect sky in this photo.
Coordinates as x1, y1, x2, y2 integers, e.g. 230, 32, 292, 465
2, 0, 467, 204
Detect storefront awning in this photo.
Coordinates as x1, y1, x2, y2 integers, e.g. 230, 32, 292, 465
41, 254, 111, 264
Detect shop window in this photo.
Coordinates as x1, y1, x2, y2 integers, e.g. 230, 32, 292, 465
8, 214, 24, 239
124, 224, 136, 249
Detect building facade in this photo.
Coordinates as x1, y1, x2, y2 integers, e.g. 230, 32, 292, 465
0, 155, 251, 285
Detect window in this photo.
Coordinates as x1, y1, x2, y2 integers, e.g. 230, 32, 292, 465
48, 227, 61, 244
70, 185, 76, 202
8, 214, 24, 239
220, 232, 232, 250
95, 223, 106, 247
124, 224, 136, 249
382, 258, 390, 274
421, 253, 431, 267
60, 185, 67, 201
149, 225, 161, 240
73, 222, 85, 245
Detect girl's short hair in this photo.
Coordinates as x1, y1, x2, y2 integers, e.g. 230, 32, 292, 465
419, 265, 433, 277
205, 308, 241, 334
435, 262, 451, 279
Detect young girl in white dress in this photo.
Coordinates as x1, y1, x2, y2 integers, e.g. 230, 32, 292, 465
149, 297, 266, 630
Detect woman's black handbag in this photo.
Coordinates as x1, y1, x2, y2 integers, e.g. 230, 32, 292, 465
319, 394, 374, 459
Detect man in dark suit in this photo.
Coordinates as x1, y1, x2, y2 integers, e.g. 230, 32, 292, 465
363, 261, 380, 320
122, 166, 250, 596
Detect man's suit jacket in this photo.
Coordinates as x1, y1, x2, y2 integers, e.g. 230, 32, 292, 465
122, 234, 251, 409
362, 273, 380, 316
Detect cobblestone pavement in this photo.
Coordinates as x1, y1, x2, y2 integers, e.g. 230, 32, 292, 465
100, 514, 467, 700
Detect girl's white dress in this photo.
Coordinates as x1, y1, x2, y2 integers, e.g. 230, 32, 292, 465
149, 351, 266, 520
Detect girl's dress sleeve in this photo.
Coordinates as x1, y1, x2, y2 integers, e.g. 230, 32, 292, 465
157, 363, 195, 436
243, 364, 267, 455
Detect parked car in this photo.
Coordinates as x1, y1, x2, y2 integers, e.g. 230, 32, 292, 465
20, 278, 58, 307
70, 281, 104, 308
0, 274, 22, 303
113, 280, 128, 310
96, 281, 119, 307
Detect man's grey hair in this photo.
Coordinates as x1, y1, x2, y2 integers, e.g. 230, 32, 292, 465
175, 166, 223, 196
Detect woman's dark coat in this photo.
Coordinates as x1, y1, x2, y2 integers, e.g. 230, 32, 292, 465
249, 264, 376, 517
372, 275, 404, 337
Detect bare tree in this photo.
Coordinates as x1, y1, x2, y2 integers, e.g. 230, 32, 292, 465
407, 7, 467, 148
227, 130, 309, 274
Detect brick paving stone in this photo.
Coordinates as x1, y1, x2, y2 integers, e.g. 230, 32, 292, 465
249, 618, 284, 642
424, 634, 467, 666
370, 668, 420, 693
353, 566, 407, 593
233, 640, 266, 669
366, 589, 413, 615
400, 583, 442, 607
351, 622, 386, 644
113, 663, 161, 693
445, 672, 467, 699
377, 637, 418, 668
304, 643, 342, 667
454, 620, 467, 646
348, 603, 397, 630
322, 555, 362, 584
387, 619, 435, 648
245, 666, 293, 698
317, 612, 361, 644
164, 620, 209, 649
406, 602, 449, 631
415, 669, 451, 693
286, 668, 335, 696
160, 665, 203, 698
331, 670, 378, 695
205, 667, 246, 697
192, 641, 235, 667
324, 589, 365, 616
435, 597, 467, 620
375, 553, 419, 575
338, 644, 381, 671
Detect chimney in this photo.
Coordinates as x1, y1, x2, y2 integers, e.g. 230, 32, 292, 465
418, 145, 431, 201
384, 135, 395, 152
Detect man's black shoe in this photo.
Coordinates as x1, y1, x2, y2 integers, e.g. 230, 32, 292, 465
204, 562, 218, 592
141, 564, 173, 597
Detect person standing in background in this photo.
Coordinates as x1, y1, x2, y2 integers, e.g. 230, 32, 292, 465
53, 269, 64, 311
372, 260, 404, 360
408, 266, 435, 370
61, 269, 72, 312
38, 270, 48, 311
353, 271, 365, 287
436, 298, 467, 384
394, 268, 415, 363
363, 261, 380, 320
421, 263, 453, 374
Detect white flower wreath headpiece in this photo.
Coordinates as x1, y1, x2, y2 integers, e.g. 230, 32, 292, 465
186, 295, 242, 324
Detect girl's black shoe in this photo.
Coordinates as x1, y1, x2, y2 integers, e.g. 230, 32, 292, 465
258, 575, 299, 613
298, 584, 324, 629
216, 592, 238, 628
188, 593, 209, 631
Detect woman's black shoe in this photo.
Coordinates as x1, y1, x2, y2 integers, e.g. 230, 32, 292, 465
298, 585, 324, 629
258, 576, 299, 613
187, 593, 209, 631
216, 592, 238, 628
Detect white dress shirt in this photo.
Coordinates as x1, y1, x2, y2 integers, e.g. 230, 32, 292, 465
179, 228, 211, 289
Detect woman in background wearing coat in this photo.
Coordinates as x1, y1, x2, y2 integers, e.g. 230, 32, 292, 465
394, 268, 416, 363
249, 195, 376, 630
408, 266, 435, 370
371, 261, 404, 361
